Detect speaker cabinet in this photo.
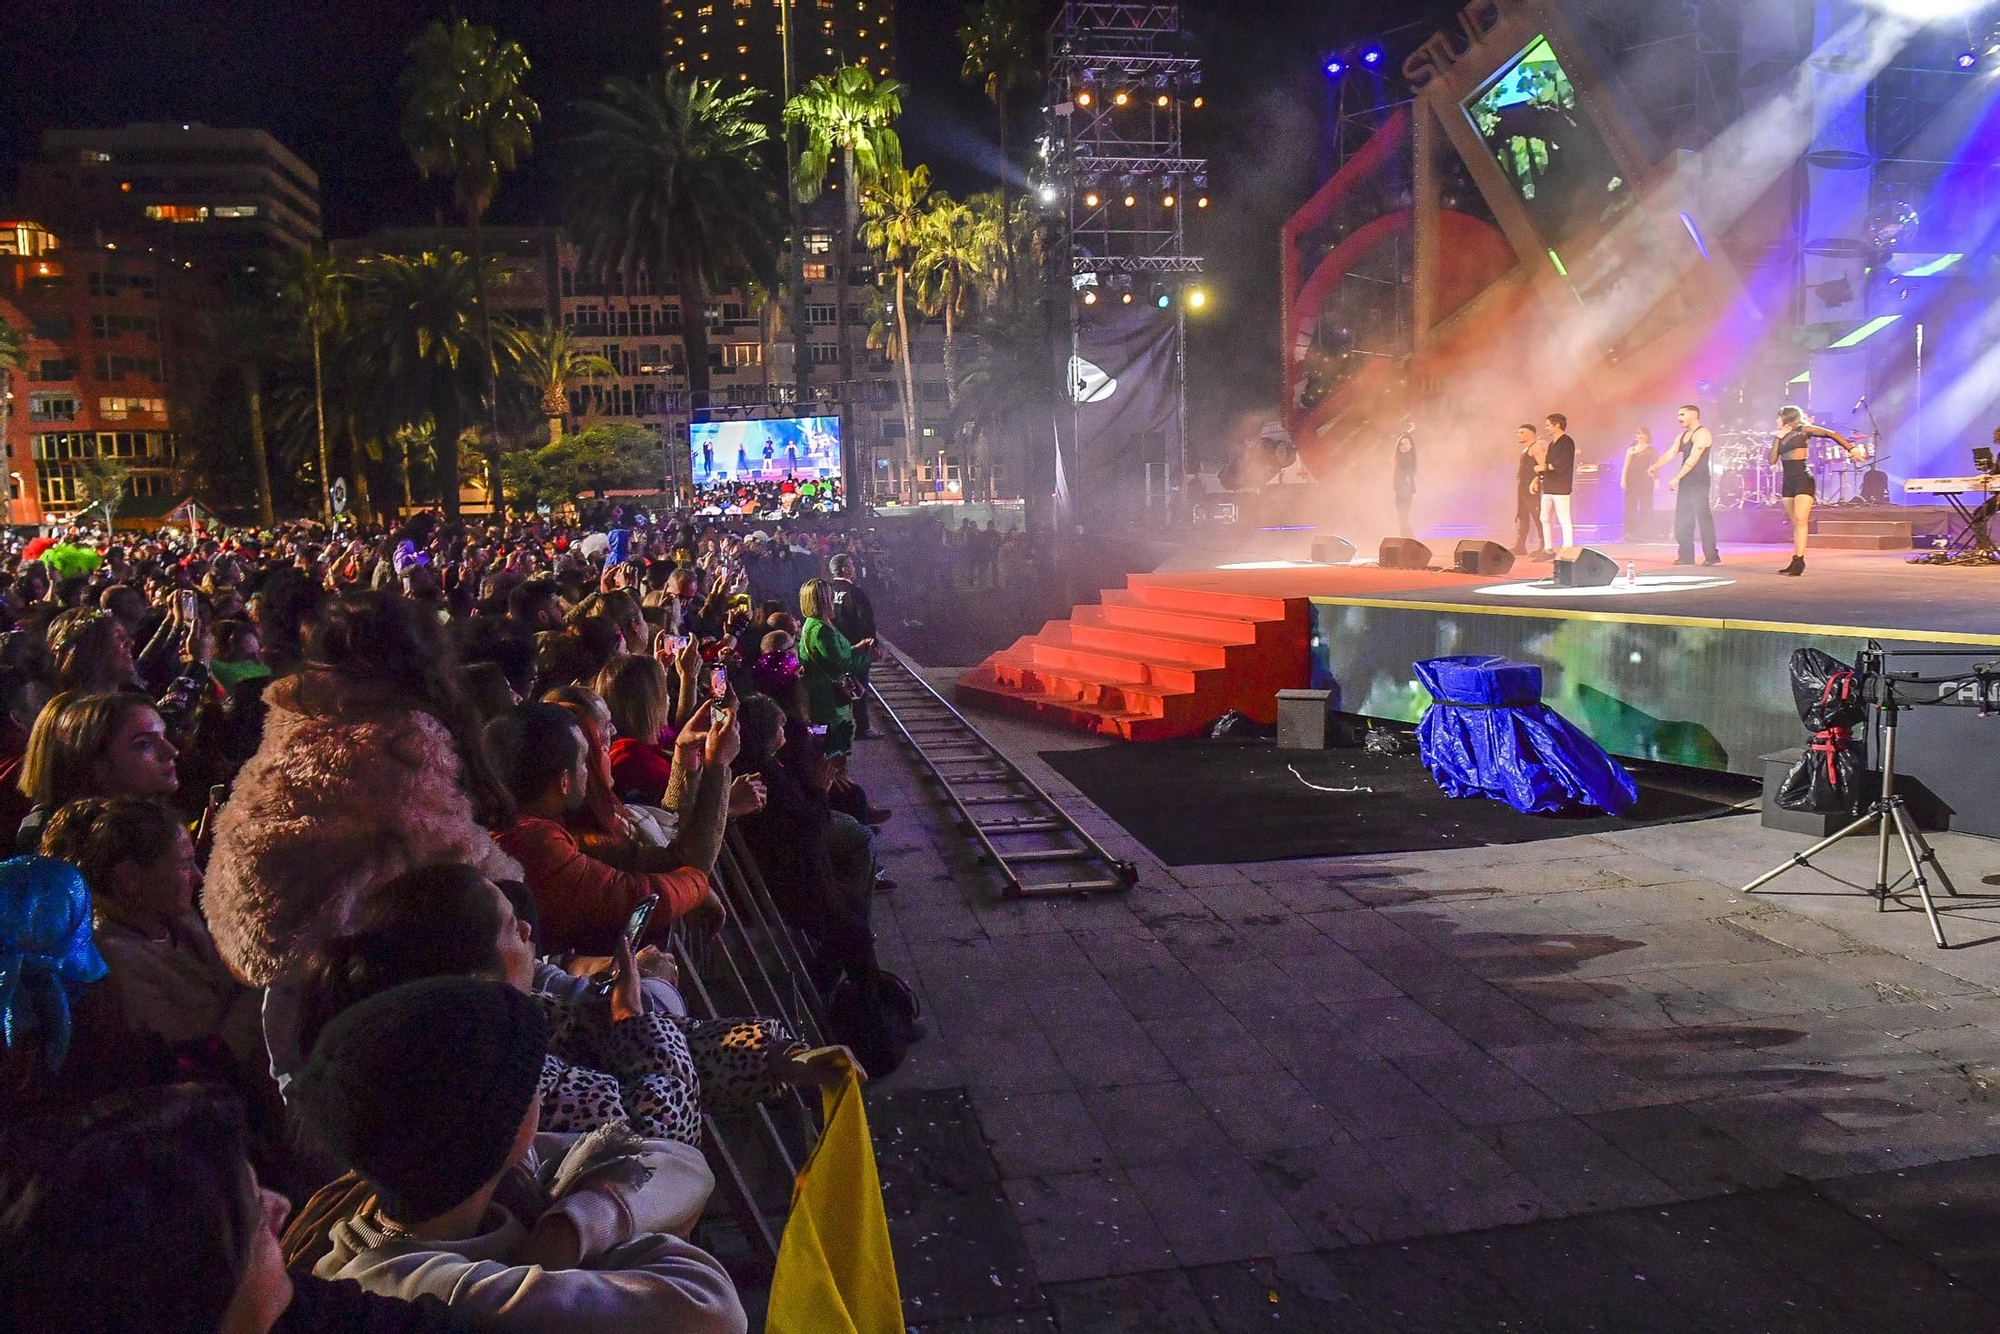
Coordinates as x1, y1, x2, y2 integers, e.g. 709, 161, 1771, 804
1453, 540, 1515, 577
1553, 546, 1619, 587
1311, 535, 1356, 565
1378, 538, 1432, 570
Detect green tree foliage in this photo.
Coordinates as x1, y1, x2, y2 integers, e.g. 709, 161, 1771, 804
503, 422, 663, 510
784, 65, 904, 390
566, 74, 784, 419
401, 18, 540, 511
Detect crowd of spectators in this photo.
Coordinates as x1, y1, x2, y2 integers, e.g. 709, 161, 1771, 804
689, 476, 844, 519
0, 504, 913, 1334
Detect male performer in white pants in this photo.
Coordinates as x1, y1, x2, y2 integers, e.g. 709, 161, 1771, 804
1537, 413, 1576, 554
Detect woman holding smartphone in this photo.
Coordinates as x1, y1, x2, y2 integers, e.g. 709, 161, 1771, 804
797, 578, 872, 760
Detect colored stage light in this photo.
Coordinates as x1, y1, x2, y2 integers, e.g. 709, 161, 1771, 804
1192, 96, 1204, 108
1187, 288, 1208, 309
1362, 47, 1384, 66
1113, 90, 1130, 106
1123, 194, 1137, 207
1121, 291, 1134, 304
1156, 291, 1172, 308
1082, 290, 1097, 305
1083, 191, 1100, 207
1157, 94, 1170, 107
1162, 193, 1176, 208
1196, 195, 1210, 208
1958, 49, 1979, 67
1324, 56, 1345, 77
1076, 90, 1093, 107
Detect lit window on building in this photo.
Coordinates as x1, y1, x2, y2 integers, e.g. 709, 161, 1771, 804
144, 204, 209, 223
212, 205, 258, 218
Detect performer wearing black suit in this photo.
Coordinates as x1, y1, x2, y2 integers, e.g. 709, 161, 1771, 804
1512, 424, 1545, 557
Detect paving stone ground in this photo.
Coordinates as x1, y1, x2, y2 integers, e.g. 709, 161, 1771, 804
853, 687, 2000, 1332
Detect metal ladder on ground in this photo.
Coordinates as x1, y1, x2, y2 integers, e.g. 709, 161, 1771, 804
866, 642, 1138, 899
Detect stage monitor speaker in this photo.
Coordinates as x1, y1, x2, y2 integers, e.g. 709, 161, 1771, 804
1378, 538, 1432, 570
1554, 546, 1619, 588
1312, 535, 1356, 565
1453, 540, 1514, 577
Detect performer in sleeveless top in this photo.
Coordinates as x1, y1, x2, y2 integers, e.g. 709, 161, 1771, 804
1771, 404, 1864, 577
1651, 404, 1719, 566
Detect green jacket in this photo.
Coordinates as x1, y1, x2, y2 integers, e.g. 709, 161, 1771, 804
798, 616, 861, 723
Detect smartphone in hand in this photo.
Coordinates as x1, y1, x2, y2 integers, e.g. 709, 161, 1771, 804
595, 894, 660, 996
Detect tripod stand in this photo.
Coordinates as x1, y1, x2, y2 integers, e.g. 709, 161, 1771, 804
1741, 687, 1960, 948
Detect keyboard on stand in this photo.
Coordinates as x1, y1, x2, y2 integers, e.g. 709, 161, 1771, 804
1906, 476, 2000, 494
1906, 476, 2000, 556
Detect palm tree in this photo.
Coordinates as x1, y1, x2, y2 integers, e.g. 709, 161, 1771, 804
566, 73, 784, 423
0, 317, 23, 519
201, 301, 278, 526
783, 65, 905, 396
916, 189, 1004, 418
401, 18, 540, 512
860, 162, 930, 473
516, 323, 616, 448
355, 251, 493, 520
275, 248, 347, 521
959, 0, 1044, 287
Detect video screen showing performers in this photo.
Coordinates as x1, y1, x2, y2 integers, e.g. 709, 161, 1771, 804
1463, 35, 1633, 247
688, 415, 845, 515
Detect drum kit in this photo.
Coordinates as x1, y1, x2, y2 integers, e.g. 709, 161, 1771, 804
1710, 426, 1880, 507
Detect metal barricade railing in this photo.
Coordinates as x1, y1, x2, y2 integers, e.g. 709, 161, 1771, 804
673, 826, 834, 1271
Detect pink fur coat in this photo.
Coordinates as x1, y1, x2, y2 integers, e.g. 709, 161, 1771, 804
202, 672, 521, 986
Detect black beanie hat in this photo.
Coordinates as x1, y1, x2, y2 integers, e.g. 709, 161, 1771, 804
292, 975, 549, 1224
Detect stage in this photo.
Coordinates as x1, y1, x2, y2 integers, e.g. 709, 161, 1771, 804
957, 538, 2000, 835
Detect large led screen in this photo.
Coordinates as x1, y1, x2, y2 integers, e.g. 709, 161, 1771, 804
689, 415, 844, 511
1464, 35, 1633, 246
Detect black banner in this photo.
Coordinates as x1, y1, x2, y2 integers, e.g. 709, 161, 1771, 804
1059, 303, 1181, 524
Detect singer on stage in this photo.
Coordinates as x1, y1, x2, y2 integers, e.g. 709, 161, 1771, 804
1772, 405, 1865, 577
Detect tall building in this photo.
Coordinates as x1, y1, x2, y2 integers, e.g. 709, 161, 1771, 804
0, 220, 181, 524
18, 123, 322, 279
666, 0, 895, 91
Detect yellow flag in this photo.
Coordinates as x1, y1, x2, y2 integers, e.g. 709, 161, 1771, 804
765, 1069, 906, 1334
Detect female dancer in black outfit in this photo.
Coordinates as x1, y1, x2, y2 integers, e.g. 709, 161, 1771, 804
1772, 405, 1865, 576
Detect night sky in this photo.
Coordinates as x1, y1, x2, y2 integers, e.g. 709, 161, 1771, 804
0, 0, 1463, 435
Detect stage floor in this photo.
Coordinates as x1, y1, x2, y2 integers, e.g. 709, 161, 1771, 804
1172, 541, 2000, 644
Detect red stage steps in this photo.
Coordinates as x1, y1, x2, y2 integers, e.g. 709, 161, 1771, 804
955, 573, 1311, 740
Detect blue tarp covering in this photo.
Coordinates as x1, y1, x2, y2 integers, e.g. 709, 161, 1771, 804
1414, 656, 1640, 816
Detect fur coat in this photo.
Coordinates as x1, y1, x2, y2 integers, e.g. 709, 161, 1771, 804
203, 671, 521, 987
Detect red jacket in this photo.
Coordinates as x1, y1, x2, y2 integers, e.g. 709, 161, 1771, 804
607, 737, 675, 805
494, 816, 708, 955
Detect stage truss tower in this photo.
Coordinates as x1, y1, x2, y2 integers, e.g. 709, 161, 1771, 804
1045, 3, 1206, 520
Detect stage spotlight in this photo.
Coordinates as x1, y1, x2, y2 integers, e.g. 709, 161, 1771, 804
1192, 96, 1204, 108
1113, 90, 1130, 106
1196, 195, 1210, 209
1038, 184, 1059, 204
1121, 291, 1134, 304
1324, 56, 1345, 77
1362, 47, 1384, 65
1082, 290, 1098, 305
1162, 193, 1176, 208
1076, 90, 1093, 107
1187, 288, 1208, 309
1083, 190, 1100, 207
1156, 291, 1171, 308
1123, 193, 1137, 207
1958, 48, 1979, 66
1156, 93, 1170, 107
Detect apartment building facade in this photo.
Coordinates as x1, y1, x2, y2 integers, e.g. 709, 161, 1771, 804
1, 220, 181, 524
